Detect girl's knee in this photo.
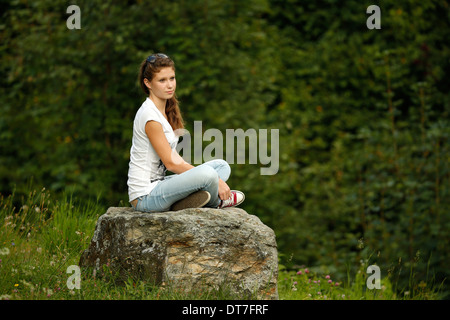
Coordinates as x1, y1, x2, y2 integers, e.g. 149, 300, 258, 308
208, 159, 230, 178
201, 165, 219, 185
217, 159, 231, 170
217, 159, 231, 180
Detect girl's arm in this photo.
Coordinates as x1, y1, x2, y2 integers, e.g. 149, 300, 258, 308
145, 120, 194, 174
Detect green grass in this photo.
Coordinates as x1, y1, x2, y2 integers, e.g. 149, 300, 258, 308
277, 263, 441, 300
0, 188, 443, 300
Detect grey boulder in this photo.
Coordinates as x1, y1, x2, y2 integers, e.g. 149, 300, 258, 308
79, 207, 278, 299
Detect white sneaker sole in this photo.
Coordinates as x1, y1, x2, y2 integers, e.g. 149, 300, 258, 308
219, 190, 245, 208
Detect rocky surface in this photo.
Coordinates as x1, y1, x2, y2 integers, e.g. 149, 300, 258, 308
79, 207, 278, 299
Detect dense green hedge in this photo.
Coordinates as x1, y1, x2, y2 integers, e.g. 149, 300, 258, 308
1, 0, 448, 296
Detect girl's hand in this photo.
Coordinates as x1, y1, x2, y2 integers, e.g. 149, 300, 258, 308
218, 178, 231, 201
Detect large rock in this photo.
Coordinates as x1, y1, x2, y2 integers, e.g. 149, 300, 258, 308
79, 207, 278, 300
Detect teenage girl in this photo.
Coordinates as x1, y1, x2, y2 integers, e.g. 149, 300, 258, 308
128, 53, 245, 212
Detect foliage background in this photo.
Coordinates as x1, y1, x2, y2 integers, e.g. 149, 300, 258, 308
1, 0, 448, 296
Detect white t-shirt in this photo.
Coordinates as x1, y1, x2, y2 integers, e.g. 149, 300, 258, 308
127, 98, 178, 202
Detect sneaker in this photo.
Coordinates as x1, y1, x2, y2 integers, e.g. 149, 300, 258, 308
218, 190, 245, 209
171, 191, 211, 211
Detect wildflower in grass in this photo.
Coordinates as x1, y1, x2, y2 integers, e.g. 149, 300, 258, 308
20, 279, 34, 292
291, 280, 298, 291
297, 270, 302, 275
304, 268, 309, 274
0, 247, 10, 255
325, 275, 330, 279
328, 280, 332, 284
43, 288, 53, 297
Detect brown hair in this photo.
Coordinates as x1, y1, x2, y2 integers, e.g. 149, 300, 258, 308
138, 54, 184, 130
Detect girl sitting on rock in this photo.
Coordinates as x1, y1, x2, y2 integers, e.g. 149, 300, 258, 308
128, 53, 245, 212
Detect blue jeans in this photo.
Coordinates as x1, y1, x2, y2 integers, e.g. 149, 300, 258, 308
134, 159, 231, 213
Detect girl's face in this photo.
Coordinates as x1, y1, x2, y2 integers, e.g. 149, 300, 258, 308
145, 67, 176, 100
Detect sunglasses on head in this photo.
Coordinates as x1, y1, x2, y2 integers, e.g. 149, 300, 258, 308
146, 53, 169, 64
